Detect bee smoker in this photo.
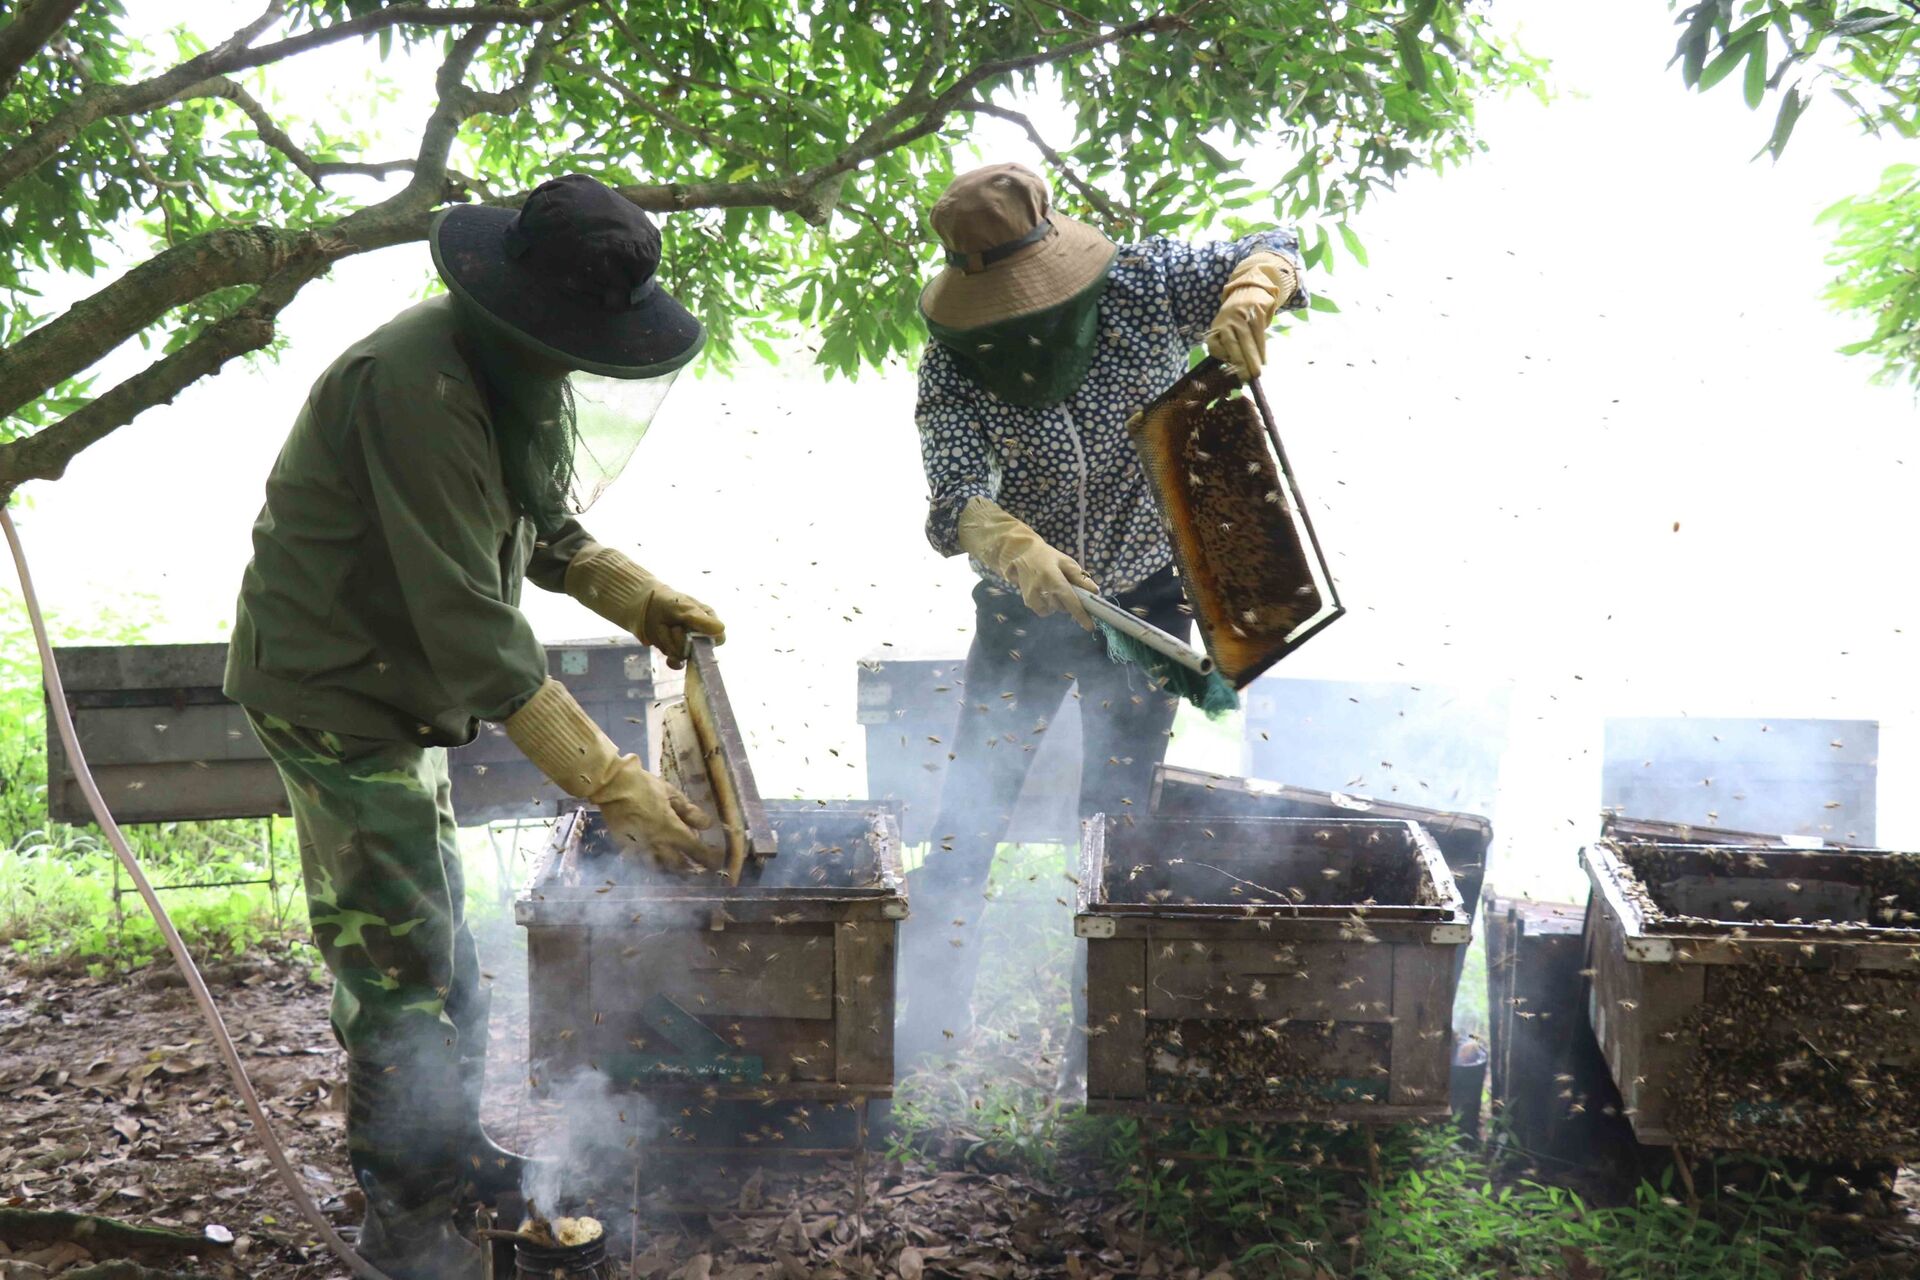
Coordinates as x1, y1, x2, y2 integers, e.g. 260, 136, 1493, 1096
511, 1229, 610, 1280
475, 1205, 611, 1280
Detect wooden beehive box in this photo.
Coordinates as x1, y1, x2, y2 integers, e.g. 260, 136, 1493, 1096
1582, 839, 1920, 1160
1077, 814, 1468, 1122
1483, 893, 1642, 1172
516, 801, 905, 1111
1151, 764, 1491, 945
45, 639, 670, 825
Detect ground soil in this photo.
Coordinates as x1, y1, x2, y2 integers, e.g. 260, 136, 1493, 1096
3, 917, 1917, 1280
0, 921, 1163, 1280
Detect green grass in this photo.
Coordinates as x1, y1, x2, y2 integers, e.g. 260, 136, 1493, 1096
884, 1097, 1849, 1279
883, 832, 1859, 1280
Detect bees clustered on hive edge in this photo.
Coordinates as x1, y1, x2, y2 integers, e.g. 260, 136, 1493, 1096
1143, 1018, 1391, 1115
1667, 964, 1920, 1162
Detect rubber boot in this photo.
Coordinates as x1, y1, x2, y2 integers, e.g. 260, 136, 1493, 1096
347, 1059, 482, 1280
457, 1040, 527, 1204
356, 1178, 485, 1280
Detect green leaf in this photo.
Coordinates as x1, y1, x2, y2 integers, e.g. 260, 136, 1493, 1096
1336, 221, 1368, 268
1742, 37, 1768, 107
1697, 32, 1759, 90
1395, 27, 1430, 93
1764, 85, 1808, 158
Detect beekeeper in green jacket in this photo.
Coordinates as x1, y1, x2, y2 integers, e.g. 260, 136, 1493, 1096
224, 174, 718, 1280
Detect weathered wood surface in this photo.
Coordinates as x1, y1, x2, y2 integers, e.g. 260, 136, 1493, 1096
1389, 942, 1454, 1107
591, 930, 834, 1020
1091, 1099, 1442, 1124
1585, 894, 1705, 1145
0, 1208, 225, 1258
1144, 940, 1394, 1022
522, 805, 904, 1107
526, 926, 592, 1084
684, 636, 776, 883
1085, 937, 1147, 1101
1600, 814, 1853, 848
834, 921, 896, 1086
45, 639, 664, 825
1080, 812, 1466, 1122
1091, 814, 1460, 923
1151, 763, 1491, 900
657, 695, 731, 871
1582, 841, 1920, 1158
1484, 893, 1658, 1182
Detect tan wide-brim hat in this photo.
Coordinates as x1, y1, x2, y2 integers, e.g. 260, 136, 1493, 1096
919, 163, 1116, 330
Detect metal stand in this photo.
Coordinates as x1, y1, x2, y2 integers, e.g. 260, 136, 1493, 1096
110, 816, 282, 961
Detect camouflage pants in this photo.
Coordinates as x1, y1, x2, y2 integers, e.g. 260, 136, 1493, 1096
246, 710, 485, 1203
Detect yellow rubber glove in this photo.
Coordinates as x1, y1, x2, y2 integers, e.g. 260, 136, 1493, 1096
565, 542, 724, 670
504, 678, 719, 873
956, 497, 1099, 630
1204, 250, 1300, 381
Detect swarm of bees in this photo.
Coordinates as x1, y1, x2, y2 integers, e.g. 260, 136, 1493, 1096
1144, 1018, 1393, 1114
1667, 964, 1920, 1164
1596, 842, 1920, 1163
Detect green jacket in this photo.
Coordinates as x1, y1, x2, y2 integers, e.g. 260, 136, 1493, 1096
224, 296, 591, 746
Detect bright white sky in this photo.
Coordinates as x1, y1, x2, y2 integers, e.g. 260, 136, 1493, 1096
9, 2, 1917, 899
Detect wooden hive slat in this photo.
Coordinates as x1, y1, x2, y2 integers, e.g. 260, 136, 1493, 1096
1079, 813, 1467, 1122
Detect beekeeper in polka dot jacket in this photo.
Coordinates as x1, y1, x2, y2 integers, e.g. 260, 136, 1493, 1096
899, 162, 1307, 1067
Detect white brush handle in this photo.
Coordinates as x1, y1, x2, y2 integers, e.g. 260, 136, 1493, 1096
1074, 587, 1215, 676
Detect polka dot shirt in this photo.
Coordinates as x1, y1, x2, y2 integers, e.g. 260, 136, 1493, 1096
915, 230, 1307, 594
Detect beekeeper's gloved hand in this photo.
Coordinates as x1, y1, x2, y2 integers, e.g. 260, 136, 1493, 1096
565, 542, 724, 669
505, 679, 719, 873
1205, 250, 1300, 381
957, 498, 1098, 630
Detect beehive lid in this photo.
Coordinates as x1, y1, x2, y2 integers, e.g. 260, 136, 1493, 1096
1150, 764, 1492, 852
516, 800, 905, 926
1585, 840, 1920, 965
1076, 815, 1465, 926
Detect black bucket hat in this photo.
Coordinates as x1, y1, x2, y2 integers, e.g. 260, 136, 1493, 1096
429, 174, 705, 379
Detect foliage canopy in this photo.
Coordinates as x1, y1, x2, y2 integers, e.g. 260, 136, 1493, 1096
0, 0, 1540, 490
1670, 1, 1920, 387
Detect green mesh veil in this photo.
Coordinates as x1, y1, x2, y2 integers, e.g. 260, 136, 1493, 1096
454, 298, 678, 527
923, 266, 1114, 408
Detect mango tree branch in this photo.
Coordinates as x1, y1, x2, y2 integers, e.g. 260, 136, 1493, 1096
399, 24, 495, 208
198, 77, 331, 186
200, 72, 425, 188
568, 58, 780, 170
800, 7, 1193, 194
0, 2, 586, 195
0, 0, 86, 101
0, 3, 1212, 491
459, 17, 574, 117
0, 226, 337, 419
221, 1, 589, 78
0, 8, 279, 192
964, 98, 1134, 233
0, 263, 325, 492
3, 12, 511, 423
